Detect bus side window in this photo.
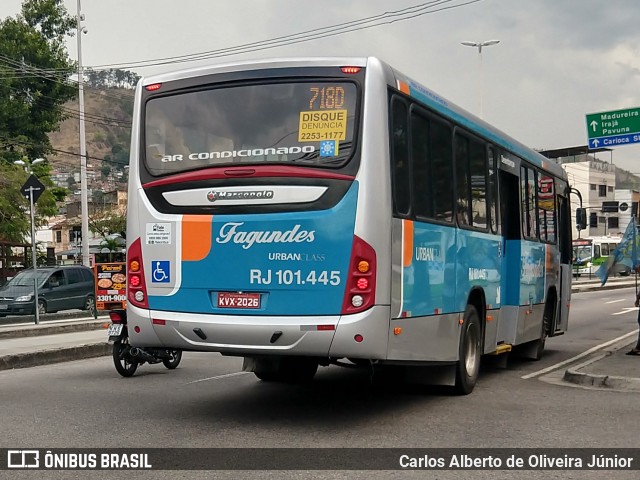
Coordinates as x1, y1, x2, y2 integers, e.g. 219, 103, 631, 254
500, 170, 521, 240
594, 245, 601, 258
454, 133, 470, 225
469, 139, 487, 229
487, 147, 498, 234
431, 120, 453, 223
390, 97, 410, 216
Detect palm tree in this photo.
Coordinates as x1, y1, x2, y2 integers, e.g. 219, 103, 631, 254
99, 237, 121, 262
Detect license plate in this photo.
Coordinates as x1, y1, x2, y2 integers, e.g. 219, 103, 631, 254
217, 292, 261, 309
107, 323, 123, 336
0, 304, 7, 310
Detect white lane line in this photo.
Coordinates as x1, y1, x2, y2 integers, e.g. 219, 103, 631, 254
612, 307, 638, 316
186, 371, 250, 385
605, 299, 626, 304
521, 330, 638, 379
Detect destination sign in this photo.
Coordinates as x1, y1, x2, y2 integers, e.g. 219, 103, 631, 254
586, 107, 640, 148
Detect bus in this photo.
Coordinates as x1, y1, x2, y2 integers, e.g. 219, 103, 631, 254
572, 236, 629, 277
124, 57, 573, 394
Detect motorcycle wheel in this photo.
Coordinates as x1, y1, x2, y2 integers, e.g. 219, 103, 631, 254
162, 350, 182, 370
113, 341, 138, 377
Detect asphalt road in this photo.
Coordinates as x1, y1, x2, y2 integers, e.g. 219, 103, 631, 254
1, 288, 639, 479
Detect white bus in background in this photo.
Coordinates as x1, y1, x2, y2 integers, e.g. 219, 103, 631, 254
572, 236, 630, 277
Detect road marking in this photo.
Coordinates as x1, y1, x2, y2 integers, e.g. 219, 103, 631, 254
185, 371, 249, 385
605, 299, 625, 304
521, 330, 638, 379
612, 307, 638, 316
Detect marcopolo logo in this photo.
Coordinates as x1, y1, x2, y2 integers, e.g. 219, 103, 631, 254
216, 222, 315, 250
207, 190, 275, 203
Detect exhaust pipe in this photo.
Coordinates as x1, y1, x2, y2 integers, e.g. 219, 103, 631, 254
129, 347, 157, 363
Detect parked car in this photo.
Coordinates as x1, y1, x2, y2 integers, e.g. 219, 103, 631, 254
0, 266, 95, 316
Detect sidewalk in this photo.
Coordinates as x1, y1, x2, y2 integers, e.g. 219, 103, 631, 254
0, 317, 110, 371
563, 339, 640, 392
571, 274, 638, 293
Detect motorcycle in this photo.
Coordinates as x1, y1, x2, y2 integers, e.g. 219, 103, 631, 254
107, 309, 182, 377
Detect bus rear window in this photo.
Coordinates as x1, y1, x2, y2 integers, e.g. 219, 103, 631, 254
144, 81, 358, 176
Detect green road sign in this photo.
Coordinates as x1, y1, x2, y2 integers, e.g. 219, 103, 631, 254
586, 107, 640, 139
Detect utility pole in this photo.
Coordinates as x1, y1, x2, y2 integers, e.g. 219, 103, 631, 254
77, 0, 90, 267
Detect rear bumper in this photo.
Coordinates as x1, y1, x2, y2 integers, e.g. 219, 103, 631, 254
127, 304, 391, 359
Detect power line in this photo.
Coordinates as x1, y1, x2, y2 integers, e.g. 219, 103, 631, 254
87, 0, 483, 70
0, 55, 134, 102
3, 84, 132, 127
0, 135, 128, 167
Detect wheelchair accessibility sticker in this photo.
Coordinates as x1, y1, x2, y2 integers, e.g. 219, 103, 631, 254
152, 261, 170, 283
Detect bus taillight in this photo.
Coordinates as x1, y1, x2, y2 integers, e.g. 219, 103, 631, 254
341, 236, 377, 314
127, 238, 149, 309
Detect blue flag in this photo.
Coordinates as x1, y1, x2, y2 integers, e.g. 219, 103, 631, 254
596, 217, 638, 286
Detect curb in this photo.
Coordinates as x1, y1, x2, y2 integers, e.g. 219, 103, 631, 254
572, 283, 636, 293
0, 319, 108, 340
0, 342, 111, 371
563, 347, 640, 392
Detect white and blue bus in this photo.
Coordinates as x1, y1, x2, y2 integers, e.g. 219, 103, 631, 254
125, 57, 573, 394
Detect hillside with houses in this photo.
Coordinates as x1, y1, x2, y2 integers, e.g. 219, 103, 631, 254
0, 87, 134, 282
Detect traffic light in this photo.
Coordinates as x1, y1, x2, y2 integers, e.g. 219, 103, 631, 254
589, 212, 598, 228
576, 208, 586, 230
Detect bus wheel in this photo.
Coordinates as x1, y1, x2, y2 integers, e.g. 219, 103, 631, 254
254, 357, 318, 383
454, 305, 482, 395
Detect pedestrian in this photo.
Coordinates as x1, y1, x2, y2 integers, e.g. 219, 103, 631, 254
629, 289, 640, 356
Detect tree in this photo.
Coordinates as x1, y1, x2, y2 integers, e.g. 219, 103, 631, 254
99, 236, 122, 262
0, 159, 61, 242
89, 210, 127, 239
84, 68, 140, 89
100, 163, 111, 179
0, 0, 77, 242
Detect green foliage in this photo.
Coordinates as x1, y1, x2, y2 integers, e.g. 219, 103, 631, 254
90, 213, 126, 239
0, 160, 58, 241
50, 185, 68, 202
0, 0, 76, 242
84, 68, 140, 89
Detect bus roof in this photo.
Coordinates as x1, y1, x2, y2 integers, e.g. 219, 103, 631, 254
141, 56, 368, 86
140, 56, 566, 180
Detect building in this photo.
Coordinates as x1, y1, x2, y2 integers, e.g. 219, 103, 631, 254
614, 189, 640, 232
539, 146, 636, 238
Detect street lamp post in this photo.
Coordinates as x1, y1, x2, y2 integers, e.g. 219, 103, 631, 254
14, 158, 45, 324
460, 39, 500, 119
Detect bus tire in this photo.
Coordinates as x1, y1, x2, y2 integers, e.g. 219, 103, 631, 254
454, 305, 482, 395
528, 296, 555, 361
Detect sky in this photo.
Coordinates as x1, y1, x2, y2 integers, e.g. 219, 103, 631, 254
2, 0, 640, 172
